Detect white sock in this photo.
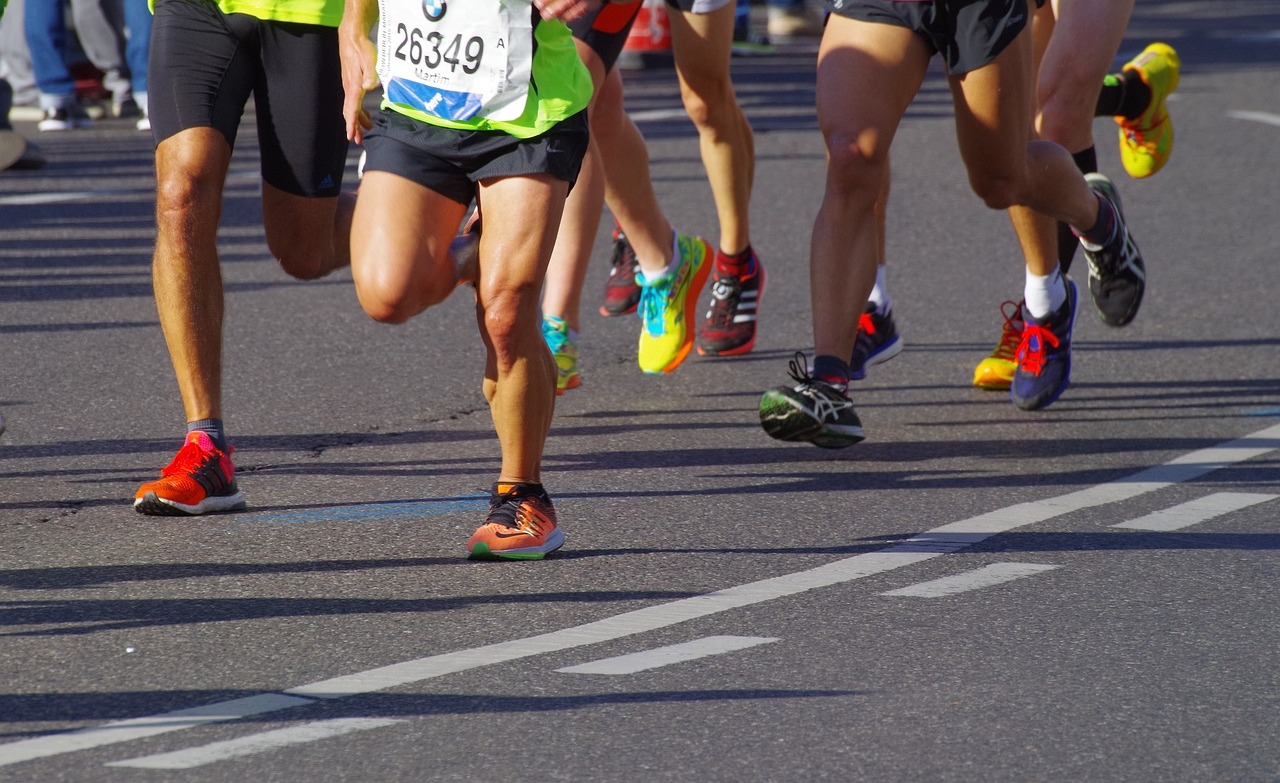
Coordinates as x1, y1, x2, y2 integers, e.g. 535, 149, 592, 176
1024, 266, 1066, 320
636, 228, 679, 284
868, 265, 891, 314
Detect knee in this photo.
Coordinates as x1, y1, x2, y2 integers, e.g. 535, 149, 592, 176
824, 131, 889, 195
968, 173, 1022, 211
478, 285, 538, 369
271, 239, 329, 281
680, 80, 734, 133
154, 170, 217, 231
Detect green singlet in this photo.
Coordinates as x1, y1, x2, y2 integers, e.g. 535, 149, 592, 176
147, 0, 343, 27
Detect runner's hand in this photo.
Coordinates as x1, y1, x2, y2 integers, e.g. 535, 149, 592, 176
339, 25, 380, 144
534, 0, 605, 23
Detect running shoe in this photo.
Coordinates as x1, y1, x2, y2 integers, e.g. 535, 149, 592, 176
134, 431, 246, 516
972, 300, 1025, 391
697, 249, 765, 357
37, 106, 92, 132
637, 234, 712, 375
541, 315, 581, 395
1117, 43, 1181, 179
467, 483, 564, 560
1010, 279, 1077, 412
599, 224, 641, 317
759, 352, 864, 449
1082, 173, 1145, 327
849, 303, 903, 381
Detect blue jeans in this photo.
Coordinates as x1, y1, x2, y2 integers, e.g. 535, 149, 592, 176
24, 0, 78, 107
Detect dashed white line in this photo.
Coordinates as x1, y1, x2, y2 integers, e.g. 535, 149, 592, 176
105, 718, 403, 770
880, 562, 1061, 598
1112, 492, 1277, 532
1227, 110, 1280, 128
1, 422, 1277, 769
555, 635, 779, 675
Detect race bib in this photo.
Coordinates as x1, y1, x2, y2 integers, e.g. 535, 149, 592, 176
377, 0, 533, 122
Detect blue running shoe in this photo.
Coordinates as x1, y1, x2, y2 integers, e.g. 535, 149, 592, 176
849, 303, 903, 381
1011, 279, 1077, 411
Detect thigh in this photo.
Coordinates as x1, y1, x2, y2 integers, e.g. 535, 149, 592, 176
949, 5, 1036, 180
816, 14, 928, 161
1037, 0, 1133, 125
254, 20, 348, 197
350, 169, 465, 303
148, 0, 255, 146
667, 1, 735, 95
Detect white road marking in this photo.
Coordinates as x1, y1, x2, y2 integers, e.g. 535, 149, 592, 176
555, 636, 779, 675
1112, 492, 1277, 532
880, 563, 1061, 598
1227, 110, 1280, 128
105, 718, 403, 770
2, 422, 1278, 769
0, 694, 314, 767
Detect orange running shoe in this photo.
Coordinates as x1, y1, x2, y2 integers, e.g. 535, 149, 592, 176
467, 483, 564, 560
134, 431, 246, 516
972, 300, 1025, 391
1116, 43, 1180, 179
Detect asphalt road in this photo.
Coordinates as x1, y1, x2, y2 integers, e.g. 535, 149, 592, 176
1, 2, 1279, 781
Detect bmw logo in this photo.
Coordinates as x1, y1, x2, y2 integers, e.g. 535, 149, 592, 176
422, 0, 446, 21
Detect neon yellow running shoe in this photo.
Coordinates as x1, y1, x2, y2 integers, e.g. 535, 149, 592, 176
972, 300, 1024, 391
541, 315, 580, 395
1116, 42, 1180, 179
636, 235, 711, 375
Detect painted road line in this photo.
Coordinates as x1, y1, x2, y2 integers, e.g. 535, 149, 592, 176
2, 421, 1278, 768
1228, 110, 1280, 128
880, 563, 1061, 598
1112, 492, 1278, 532
556, 636, 779, 675
105, 718, 404, 770
0, 694, 315, 767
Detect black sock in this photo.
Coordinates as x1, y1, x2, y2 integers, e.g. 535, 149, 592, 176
1101, 69, 1152, 120
813, 355, 850, 390
187, 419, 228, 452
1077, 194, 1117, 248
1057, 147, 1098, 275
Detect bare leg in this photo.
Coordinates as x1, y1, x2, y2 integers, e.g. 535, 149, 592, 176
152, 128, 233, 423
669, 3, 753, 256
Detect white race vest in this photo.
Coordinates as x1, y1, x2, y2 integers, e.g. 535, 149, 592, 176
377, 0, 533, 122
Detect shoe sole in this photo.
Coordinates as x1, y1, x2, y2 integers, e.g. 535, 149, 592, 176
467, 528, 565, 560
697, 264, 766, 358
133, 490, 247, 516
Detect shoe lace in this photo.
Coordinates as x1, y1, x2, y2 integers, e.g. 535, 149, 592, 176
607, 236, 638, 281
487, 486, 549, 535
1015, 323, 1059, 376
991, 300, 1025, 361
1122, 119, 1164, 152
638, 271, 675, 337
541, 320, 568, 355
704, 275, 742, 327
784, 352, 852, 423
160, 439, 215, 478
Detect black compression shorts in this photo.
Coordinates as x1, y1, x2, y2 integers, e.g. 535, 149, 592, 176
148, 0, 348, 197
569, 1, 642, 73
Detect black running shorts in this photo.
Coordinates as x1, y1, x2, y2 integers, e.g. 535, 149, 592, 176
569, 1, 642, 73
148, 0, 348, 197
359, 110, 591, 206
823, 0, 1043, 75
